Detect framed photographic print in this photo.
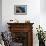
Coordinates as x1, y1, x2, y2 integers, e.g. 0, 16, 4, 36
14, 5, 27, 15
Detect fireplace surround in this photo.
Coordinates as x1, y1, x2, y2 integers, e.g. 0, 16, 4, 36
7, 23, 34, 46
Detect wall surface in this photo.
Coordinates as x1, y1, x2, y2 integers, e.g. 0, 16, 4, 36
40, 0, 46, 13
0, 0, 2, 32
2, 0, 40, 31
2, 0, 46, 46
40, 0, 46, 31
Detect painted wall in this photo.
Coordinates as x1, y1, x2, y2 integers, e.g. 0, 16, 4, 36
2, 0, 40, 46
2, 0, 40, 31
2, 0, 46, 46
0, 0, 2, 32
40, 0, 46, 13
40, 0, 46, 31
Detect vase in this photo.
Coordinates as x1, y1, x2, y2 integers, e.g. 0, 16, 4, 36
39, 40, 45, 46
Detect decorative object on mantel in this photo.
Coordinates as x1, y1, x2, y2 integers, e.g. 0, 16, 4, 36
10, 20, 13, 21
36, 25, 45, 46
25, 20, 30, 23
9, 19, 19, 23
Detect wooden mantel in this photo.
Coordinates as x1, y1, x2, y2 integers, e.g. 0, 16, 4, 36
7, 22, 34, 46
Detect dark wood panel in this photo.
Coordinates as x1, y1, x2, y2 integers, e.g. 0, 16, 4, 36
7, 23, 34, 46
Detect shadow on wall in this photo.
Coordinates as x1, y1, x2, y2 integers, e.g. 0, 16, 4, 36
0, 0, 2, 32
40, 0, 46, 14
